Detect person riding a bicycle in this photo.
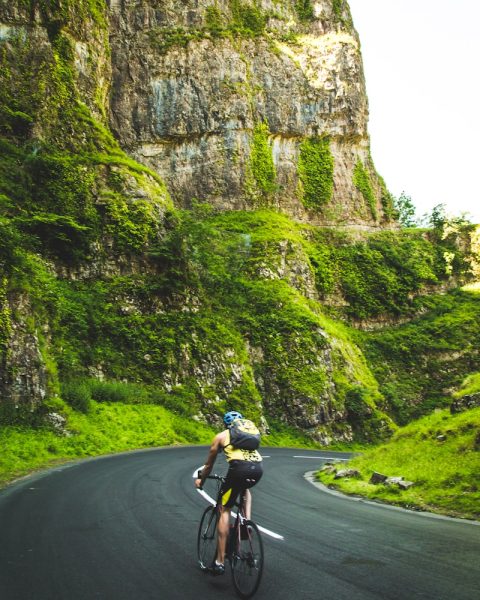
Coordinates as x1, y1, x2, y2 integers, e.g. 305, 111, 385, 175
195, 411, 263, 575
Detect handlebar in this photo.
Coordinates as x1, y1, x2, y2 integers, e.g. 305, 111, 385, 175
206, 474, 226, 481
196, 470, 226, 488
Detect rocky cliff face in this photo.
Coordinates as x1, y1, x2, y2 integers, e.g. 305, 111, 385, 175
108, 0, 392, 225
3, 1, 472, 444
0, 290, 48, 411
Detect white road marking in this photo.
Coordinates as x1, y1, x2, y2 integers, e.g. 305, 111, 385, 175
256, 524, 284, 540
293, 456, 349, 461
192, 467, 284, 541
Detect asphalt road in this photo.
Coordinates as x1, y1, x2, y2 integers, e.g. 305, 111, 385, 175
0, 446, 479, 600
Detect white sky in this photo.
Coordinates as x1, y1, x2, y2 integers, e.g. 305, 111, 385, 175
347, 0, 480, 224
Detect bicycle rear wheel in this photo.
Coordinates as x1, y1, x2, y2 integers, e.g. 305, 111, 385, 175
197, 505, 218, 570
230, 520, 264, 599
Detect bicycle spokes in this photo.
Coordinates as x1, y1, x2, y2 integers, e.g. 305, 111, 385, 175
230, 520, 264, 599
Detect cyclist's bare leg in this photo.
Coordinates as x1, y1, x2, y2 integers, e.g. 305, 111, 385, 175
216, 505, 229, 564
243, 489, 252, 519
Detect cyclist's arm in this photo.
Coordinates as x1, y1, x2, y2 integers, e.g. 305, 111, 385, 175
195, 432, 225, 487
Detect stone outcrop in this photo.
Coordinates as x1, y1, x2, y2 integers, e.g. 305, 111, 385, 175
0, 1, 399, 442
334, 467, 360, 479
108, 0, 394, 226
450, 393, 480, 414
369, 471, 387, 484
371, 474, 414, 490
0, 292, 48, 412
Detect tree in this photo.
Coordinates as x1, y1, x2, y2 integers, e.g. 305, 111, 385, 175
394, 192, 417, 227
421, 203, 472, 232
427, 203, 447, 230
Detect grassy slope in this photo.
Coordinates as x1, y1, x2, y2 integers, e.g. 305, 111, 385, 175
359, 285, 480, 423
317, 375, 480, 520
0, 397, 324, 489
0, 401, 213, 487
1, 1, 479, 497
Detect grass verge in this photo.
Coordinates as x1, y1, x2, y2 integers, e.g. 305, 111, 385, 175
316, 407, 480, 521
0, 399, 326, 489
0, 400, 216, 488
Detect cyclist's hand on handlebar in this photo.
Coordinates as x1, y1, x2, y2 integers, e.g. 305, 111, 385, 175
195, 468, 205, 489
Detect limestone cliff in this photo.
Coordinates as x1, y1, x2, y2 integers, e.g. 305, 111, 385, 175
108, 0, 392, 225
1, 1, 474, 444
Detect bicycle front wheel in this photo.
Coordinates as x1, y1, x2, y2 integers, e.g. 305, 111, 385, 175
197, 505, 218, 571
230, 520, 264, 599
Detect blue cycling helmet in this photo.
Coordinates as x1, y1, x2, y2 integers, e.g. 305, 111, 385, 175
223, 411, 243, 426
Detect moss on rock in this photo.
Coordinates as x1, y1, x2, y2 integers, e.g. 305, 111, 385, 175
353, 159, 377, 220
298, 136, 334, 211
246, 121, 277, 204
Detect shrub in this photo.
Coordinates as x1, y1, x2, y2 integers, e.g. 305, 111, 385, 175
231, 0, 266, 37
205, 5, 224, 34
61, 380, 92, 413
87, 379, 150, 404
295, 0, 315, 22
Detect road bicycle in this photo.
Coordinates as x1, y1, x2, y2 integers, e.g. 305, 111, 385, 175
197, 473, 264, 599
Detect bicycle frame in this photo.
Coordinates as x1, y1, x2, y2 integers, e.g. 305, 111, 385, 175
197, 473, 264, 599
201, 474, 246, 551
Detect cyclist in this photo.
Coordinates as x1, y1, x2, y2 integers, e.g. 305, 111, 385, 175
195, 411, 263, 575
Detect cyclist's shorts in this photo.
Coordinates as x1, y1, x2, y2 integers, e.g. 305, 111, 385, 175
219, 460, 263, 509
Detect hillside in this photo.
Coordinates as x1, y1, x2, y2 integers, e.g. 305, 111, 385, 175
0, 0, 479, 455
317, 372, 480, 520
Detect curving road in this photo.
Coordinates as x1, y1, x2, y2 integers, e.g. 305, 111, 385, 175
0, 446, 479, 599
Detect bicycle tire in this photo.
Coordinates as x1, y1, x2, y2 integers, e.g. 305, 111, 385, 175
230, 520, 264, 599
197, 505, 218, 571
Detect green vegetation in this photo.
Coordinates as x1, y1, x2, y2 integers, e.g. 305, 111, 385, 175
246, 121, 277, 203
394, 192, 417, 227
0, 0, 170, 267
298, 136, 334, 211
454, 372, 480, 397
231, 0, 267, 36
316, 405, 480, 520
360, 288, 480, 422
0, 399, 216, 487
330, 0, 353, 29
308, 226, 470, 320
0, 140, 169, 263
33, 0, 108, 32
366, 156, 396, 221
295, 0, 315, 23
332, 0, 344, 21
0, 388, 324, 488
148, 27, 212, 54
0, 276, 11, 358
1, 0, 479, 514
169, 208, 395, 440
205, 5, 224, 34
147, 0, 356, 55
3, 192, 474, 438
264, 419, 324, 448
353, 159, 377, 220
14, 203, 389, 444
149, 1, 269, 53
